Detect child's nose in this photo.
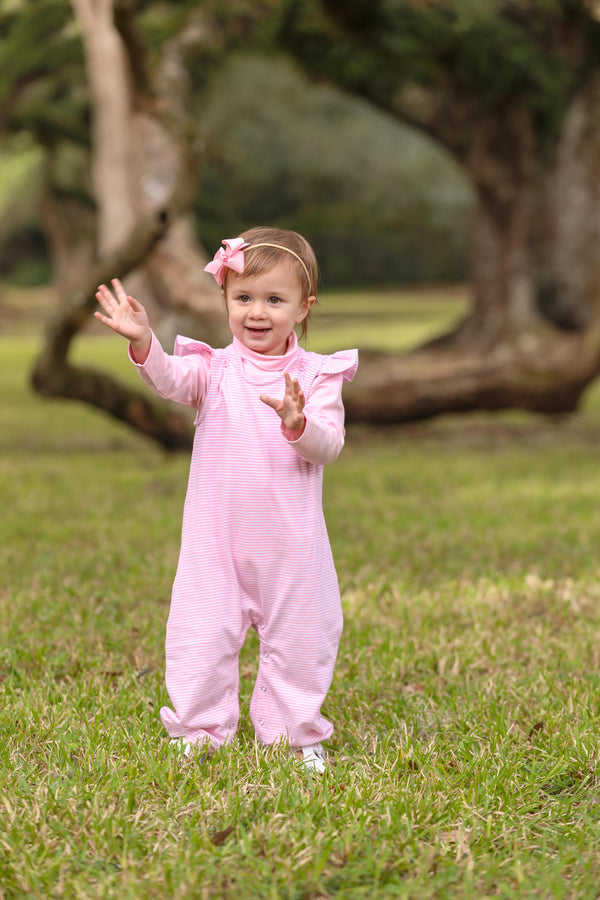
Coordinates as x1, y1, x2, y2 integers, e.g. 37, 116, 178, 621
249, 300, 267, 317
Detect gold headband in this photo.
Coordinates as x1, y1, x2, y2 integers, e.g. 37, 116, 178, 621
245, 242, 312, 289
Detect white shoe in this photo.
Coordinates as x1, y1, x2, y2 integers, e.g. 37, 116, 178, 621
295, 743, 327, 774
169, 737, 213, 762
169, 737, 192, 758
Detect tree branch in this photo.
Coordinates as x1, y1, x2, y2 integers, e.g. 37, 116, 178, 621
30, 203, 194, 452
38, 206, 172, 361
343, 323, 600, 423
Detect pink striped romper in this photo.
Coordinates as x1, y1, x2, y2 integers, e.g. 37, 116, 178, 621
132, 329, 358, 750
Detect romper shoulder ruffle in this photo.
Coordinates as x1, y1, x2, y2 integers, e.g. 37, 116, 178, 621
173, 335, 216, 360
316, 349, 359, 383
295, 348, 358, 399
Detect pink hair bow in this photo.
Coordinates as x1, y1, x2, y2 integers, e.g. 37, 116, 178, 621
204, 237, 249, 286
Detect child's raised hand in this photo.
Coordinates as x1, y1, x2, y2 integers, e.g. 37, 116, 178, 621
260, 372, 306, 437
95, 279, 151, 359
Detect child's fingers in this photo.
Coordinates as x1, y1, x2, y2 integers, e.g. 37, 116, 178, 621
263, 376, 305, 420
109, 278, 144, 313
288, 375, 305, 411
260, 393, 282, 412
285, 373, 303, 398
111, 278, 128, 302
94, 310, 118, 330
95, 286, 116, 314
127, 294, 145, 312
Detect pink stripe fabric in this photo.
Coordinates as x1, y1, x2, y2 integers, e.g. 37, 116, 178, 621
131, 331, 358, 749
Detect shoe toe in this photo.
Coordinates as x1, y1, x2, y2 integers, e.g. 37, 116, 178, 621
297, 743, 326, 774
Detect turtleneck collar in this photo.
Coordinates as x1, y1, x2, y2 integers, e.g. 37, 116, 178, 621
232, 331, 300, 371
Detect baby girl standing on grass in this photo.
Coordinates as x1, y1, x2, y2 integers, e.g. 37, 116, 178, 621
95, 227, 358, 773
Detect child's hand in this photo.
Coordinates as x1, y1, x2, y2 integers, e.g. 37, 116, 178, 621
260, 372, 306, 438
95, 279, 151, 361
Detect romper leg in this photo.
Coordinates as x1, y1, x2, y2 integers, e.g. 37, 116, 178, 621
249, 587, 343, 747
160, 568, 246, 749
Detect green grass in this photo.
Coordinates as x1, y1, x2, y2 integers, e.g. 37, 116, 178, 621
310, 286, 467, 353
4, 290, 600, 898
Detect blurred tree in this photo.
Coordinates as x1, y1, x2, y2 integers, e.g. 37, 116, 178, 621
281, 0, 600, 421
0, 0, 277, 447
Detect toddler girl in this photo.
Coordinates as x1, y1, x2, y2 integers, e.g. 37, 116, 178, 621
95, 227, 358, 773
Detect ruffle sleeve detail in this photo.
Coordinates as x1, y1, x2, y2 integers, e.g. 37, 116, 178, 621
318, 349, 359, 383
174, 335, 215, 360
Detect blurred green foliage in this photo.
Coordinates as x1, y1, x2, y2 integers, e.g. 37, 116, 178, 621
196, 56, 472, 286
284, 0, 600, 144
0, 136, 47, 285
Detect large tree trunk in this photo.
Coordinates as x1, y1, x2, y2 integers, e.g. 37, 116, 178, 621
427, 103, 542, 349
535, 73, 600, 331
68, 0, 225, 335
350, 85, 600, 421
70, 0, 137, 254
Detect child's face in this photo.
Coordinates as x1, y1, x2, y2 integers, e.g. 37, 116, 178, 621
224, 258, 315, 356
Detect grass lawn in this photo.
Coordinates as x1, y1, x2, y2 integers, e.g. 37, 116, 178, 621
3, 286, 600, 898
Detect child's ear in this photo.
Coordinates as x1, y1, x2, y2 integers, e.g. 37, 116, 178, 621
297, 295, 316, 322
